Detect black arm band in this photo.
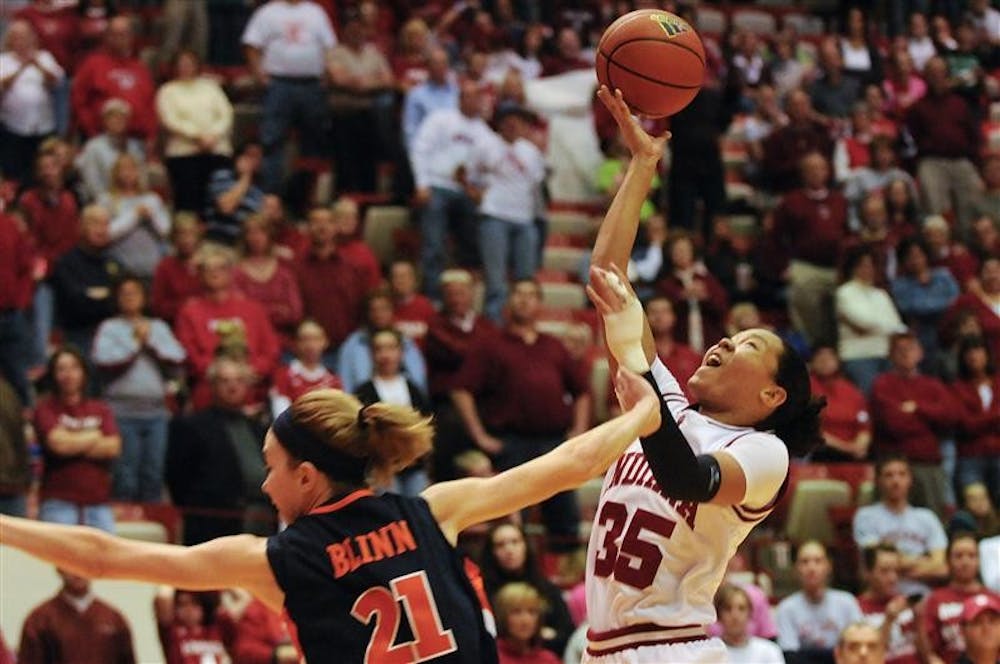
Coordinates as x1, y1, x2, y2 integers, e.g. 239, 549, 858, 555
638, 371, 722, 503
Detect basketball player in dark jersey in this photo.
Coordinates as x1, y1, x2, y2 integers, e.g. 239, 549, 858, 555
1, 380, 661, 663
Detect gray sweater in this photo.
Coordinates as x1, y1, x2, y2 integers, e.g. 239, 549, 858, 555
92, 317, 186, 416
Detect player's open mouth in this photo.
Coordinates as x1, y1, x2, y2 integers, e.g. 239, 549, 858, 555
705, 352, 723, 367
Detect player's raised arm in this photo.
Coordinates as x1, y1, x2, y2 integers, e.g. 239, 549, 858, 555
424, 369, 661, 543
591, 87, 670, 369
0, 517, 284, 612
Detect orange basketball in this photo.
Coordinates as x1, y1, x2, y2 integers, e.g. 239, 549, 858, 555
596, 10, 706, 118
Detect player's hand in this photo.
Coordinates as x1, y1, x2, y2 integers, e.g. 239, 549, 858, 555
588, 263, 648, 373
614, 368, 660, 436
587, 263, 635, 315
597, 85, 670, 164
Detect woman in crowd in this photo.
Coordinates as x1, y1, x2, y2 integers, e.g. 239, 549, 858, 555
494, 583, 561, 664
34, 346, 121, 531
839, 7, 883, 87
809, 345, 872, 461
92, 277, 186, 502
154, 587, 229, 664
99, 153, 172, 279
156, 48, 234, 213
951, 336, 1000, 499
655, 231, 729, 354
234, 214, 302, 349
480, 522, 575, 658
715, 584, 785, 664
150, 212, 205, 324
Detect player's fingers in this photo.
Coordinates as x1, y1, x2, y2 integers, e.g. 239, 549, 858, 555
606, 262, 636, 297
589, 265, 625, 304
585, 283, 615, 315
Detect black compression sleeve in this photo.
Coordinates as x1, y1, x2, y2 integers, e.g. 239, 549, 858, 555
638, 371, 722, 503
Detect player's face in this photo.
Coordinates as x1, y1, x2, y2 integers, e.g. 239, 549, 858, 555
869, 551, 900, 597
877, 461, 912, 503
491, 525, 527, 574
261, 432, 304, 524
835, 625, 885, 664
688, 329, 785, 418
718, 594, 751, 640
949, 538, 980, 584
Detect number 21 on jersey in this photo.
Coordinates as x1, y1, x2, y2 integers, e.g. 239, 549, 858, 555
593, 500, 676, 590
351, 570, 458, 664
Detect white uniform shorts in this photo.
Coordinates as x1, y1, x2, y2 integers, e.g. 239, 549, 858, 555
581, 636, 728, 663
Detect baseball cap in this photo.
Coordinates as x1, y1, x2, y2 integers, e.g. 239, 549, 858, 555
101, 98, 132, 116
961, 593, 1000, 623
492, 101, 537, 125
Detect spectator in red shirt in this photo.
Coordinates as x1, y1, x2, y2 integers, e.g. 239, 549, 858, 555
645, 295, 701, 399
856, 544, 920, 664
174, 244, 280, 410
269, 319, 342, 416
34, 347, 121, 532
151, 212, 204, 324
71, 16, 156, 148
768, 151, 849, 347
921, 533, 1000, 664
217, 589, 297, 664
870, 332, 959, 518
262, 195, 308, 262
390, 259, 435, 348
540, 27, 590, 77
0, 210, 37, 404
332, 197, 381, 292
951, 336, 1000, 500
452, 279, 591, 551
923, 215, 980, 291
655, 231, 729, 354
18, 569, 136, 664
296, 205, 367, 353
234, 213, 303, 349
809, 345, 872, 462
762, 89, 835, 193
153, 587, 228, 664
494, 582, 562, 664
943, 258, 1000, 363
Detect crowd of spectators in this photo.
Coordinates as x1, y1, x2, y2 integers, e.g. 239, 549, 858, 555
1, 0, 1000, 662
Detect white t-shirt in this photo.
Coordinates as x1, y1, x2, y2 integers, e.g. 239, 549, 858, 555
409, 108, 494, 192
776, 590, 863, 651
472, 134, 547, 225
0, 51, 63, 135
372, 375, 412, 407
242, 0, 336, 77
853, 502, 948, 596
840, 39, 872, 73
585, 358, 789, 654
725, 636, 786, 664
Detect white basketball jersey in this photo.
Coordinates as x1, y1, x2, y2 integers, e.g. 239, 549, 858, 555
585, 359, 789, 654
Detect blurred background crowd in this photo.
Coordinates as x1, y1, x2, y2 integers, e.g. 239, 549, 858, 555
0, 0, 998, 662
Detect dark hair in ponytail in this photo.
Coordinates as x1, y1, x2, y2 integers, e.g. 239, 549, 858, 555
754, 340, 826, 457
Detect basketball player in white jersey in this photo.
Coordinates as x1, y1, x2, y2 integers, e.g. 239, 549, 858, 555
580, 87, 826, 663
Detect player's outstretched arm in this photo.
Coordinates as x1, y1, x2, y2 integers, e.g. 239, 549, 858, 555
590, 86, 669, 366
0, 516, 285, 611
424, 370, 660, 544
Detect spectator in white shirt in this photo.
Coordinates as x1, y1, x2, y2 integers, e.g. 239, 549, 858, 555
907, 13, 937, 72
241, 0, 337, 193
852, 454, 949, 598
75, 98, 146, 204
717, 584, 785, 664
968, 0, 1000, 47
0, 19, 63, 183
468, 104, 547, 321
776, 541, 864, 664
409, 81, 493, 301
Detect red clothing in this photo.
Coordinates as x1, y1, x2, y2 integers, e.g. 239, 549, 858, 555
424, 312, 499, 398
158, 622, 228, 664
174, 293, 280, 381
857, 594, 919, 664
17, 187, 79, 276
951, 376, 1000, 458
907, 92, 979, 160
233, 262, 303, 347
762, 121, 835, 192
497, 639, 561, 664
392, 53, 429, 90
0, 212, 35, 309
151, 255, 203, 323
218, 598, 292, 664
336, 238, 382, 292
943, 293, 1000, 363
655, 268, 729, 352
34, 396, 118, 505
18, 594, 135, 664
71, 50, 157, 139
931, 245, 979, 290
394, 294, 436, 348
453, 328, 588, 435
296, 249, 367, 350
15, 5, 80, 73
274, 225, 309, 261
271, 361, 342, 403
811, 374, 871, 444
771, 188, 850, 268
923, 586, 1000, 664
843, 136, 872, 171
660, 343, 702, 399
870, 371, 960, 462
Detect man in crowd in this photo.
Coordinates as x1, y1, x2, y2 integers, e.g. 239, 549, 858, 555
955, 594, 1000, 664
856, 544, 920, 664
834, 622, 887, 664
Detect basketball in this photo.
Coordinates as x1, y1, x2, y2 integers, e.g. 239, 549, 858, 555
596, 10, 706, 118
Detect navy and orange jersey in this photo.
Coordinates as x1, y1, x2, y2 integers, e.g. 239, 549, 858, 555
266, 489, 499, 664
